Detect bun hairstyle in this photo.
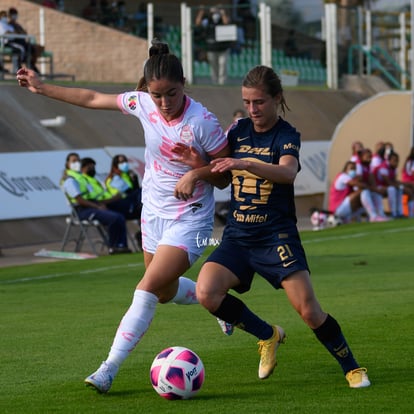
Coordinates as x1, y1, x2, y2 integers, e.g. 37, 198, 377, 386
136, 38, 184, 91
148, 38, 170, 57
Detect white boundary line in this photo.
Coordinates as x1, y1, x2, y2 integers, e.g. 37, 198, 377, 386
0, 262, 144, 285
302, 225, 414, 245
1, 225, 413, 285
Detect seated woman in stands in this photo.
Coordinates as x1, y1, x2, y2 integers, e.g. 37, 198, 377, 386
373, 151, 414, 218
105, 154, 142, 217
328, 160, 383, 223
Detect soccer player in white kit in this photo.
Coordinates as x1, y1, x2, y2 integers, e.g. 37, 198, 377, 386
16, 40, 230, 393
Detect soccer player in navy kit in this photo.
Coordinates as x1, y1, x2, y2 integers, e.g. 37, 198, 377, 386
192, 66, 370, 388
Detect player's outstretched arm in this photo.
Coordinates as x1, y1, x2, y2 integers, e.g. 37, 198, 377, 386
211, 154, 298, 184
16, 68, 119, 110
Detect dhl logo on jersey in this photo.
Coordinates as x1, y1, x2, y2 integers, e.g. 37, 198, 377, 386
235, 145, 273, 156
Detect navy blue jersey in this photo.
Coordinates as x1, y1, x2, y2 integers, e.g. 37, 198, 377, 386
223, 117, 301, 245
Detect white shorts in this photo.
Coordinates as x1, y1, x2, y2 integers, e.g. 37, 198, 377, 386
335, 196, 352, 219
141, 207, 214, 266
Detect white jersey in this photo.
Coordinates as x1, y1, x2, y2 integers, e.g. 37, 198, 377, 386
117, 92, 227, 220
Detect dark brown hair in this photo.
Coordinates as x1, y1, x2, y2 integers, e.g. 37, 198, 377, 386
242, 65, 290, 115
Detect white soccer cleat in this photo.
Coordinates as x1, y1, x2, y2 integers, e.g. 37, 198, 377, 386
85, 361, 119, 393
217, 317, 234, 336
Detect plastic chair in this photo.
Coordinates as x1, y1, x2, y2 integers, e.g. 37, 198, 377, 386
61, 203, 109, 256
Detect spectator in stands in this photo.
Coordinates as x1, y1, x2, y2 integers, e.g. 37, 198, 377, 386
383, 141, 394, 160
402, 146, 414, 186
81, 157, 141, 221
61, 152, 131, 254
8, 8, 44, 74
105, 154, 142, 247
106, 154, 141, 195
370, 141, 385, 171
355, 148, 388, 220
82, 0, 100, 22
0, 11, 9, 73
401, 146, 414, 217
0, 10, 27, 72
195, 5, 233, 85
328, 160, 382, 223
350, 140, 363, 163
372, 151, 413, 218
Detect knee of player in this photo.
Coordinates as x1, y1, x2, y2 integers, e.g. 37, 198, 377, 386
298, 303, 325, 328
195, 285, 218, 311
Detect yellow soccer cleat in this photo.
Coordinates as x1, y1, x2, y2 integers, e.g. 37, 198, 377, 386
346, 367, 371, 388
257, 325, 286, 379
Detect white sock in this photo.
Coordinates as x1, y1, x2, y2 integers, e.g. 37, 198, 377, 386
360, 189, 377, 220
107, 289, 158, 367
387, 186, 398, 216
372, 192, 386, 217
169, 277, 198, 305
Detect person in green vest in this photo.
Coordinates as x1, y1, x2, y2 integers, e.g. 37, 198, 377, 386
105, 154, 142, 217
105, 154, 142, 249
81, 157, 141, 221
61, 152, 131, 254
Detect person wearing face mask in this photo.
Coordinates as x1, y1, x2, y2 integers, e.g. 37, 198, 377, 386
105, 154, 143, 248
61, 152, 131, 254
329, 160, 383, 223
106, 154, 141, 199
81, 157, 141, 221
195, 5, 232, 85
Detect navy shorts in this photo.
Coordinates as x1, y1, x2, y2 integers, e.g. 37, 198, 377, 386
205, 236, 310, 293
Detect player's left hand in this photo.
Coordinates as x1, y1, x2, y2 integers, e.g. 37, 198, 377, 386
174, 171, 197, 200
16, 67, 43, 93
211, 157, 247, 173
170, 143, 207, 169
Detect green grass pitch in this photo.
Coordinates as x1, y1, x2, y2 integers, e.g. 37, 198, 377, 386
1, 219, 413, 413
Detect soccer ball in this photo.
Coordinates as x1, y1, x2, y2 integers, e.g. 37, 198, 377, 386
327, 214, 343, 228
150, 346, 205, 400
310, 210, 328, 230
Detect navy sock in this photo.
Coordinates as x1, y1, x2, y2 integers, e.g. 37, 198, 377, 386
212, 294, 273, 340
313, 314, 359, 374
